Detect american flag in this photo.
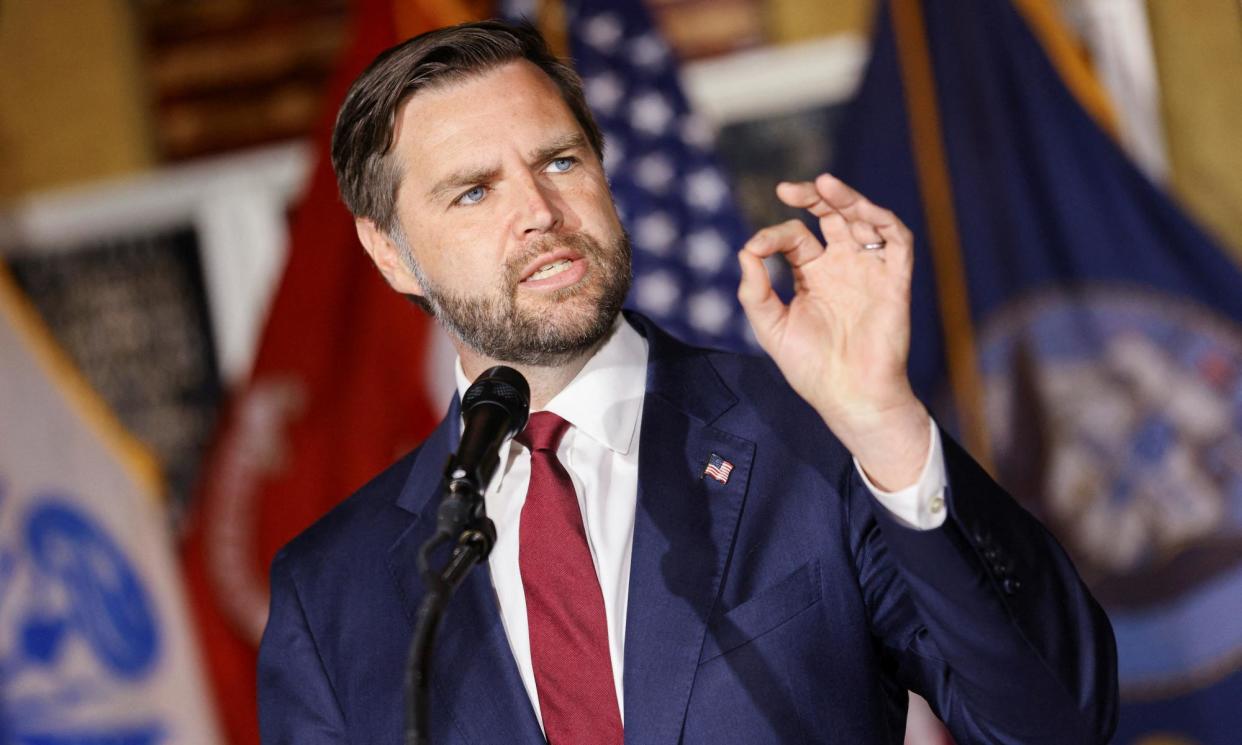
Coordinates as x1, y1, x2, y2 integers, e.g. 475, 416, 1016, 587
504, 0, 758, 352
703, 452, 734, 484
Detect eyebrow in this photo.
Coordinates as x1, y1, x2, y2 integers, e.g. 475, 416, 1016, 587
528, 132, 587, 166
425, 132, 589, 202
427, 164, 499, 202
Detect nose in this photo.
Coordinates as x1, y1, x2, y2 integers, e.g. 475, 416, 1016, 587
514, 172, 562, 237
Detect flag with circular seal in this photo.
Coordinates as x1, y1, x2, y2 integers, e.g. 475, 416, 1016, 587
0, 267, 222, 743
833, 1, 1242, 742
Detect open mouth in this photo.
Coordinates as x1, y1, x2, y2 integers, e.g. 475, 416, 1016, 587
526, 258, 574, 282
517, 248, 588, 289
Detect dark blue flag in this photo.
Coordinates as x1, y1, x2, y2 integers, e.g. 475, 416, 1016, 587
832, 1, 1242, 743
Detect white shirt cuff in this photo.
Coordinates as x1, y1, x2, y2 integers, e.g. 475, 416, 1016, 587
852, 418, 948, 530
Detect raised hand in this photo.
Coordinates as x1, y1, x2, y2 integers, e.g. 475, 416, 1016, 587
737, 173, 931, 490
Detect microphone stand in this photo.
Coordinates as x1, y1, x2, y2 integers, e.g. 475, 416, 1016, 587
404, 472, 497, 745
403, 365, 528, 745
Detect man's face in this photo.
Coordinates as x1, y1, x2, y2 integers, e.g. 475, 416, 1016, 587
370, 60, 631, 366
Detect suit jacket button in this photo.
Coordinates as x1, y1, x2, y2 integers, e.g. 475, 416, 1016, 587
1002, 577, 1022, 595
973, 527, 992, 546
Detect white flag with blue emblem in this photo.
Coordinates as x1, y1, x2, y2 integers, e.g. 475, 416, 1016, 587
0, 272, 221, 744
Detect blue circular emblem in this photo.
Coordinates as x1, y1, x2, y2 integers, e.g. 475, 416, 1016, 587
978, 286, 1242, 697
24, 498, 159, 679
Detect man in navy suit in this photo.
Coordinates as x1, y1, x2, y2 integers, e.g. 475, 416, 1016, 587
258, 20, 1117, 744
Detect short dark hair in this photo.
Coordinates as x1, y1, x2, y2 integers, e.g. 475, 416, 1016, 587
331, 19, 605, 233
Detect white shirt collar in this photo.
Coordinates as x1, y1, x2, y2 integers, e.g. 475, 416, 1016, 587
453, 316, 649, 482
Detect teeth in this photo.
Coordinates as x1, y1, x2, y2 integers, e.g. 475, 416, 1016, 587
528, 259, 572, 281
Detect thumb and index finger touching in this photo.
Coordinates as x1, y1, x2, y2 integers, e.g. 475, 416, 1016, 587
736, 172, 915, 343
735, 173, 849, 313
765, 173, 914, 275
736, 177, 838, 344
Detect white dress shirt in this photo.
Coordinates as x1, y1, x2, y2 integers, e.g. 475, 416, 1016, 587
454, 318, 947, 730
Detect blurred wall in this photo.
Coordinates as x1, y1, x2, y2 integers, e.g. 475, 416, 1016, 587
768, 0, 871, 41
0, 0, 873, 205
0, 0, 154, 201
1148, 0, 1242, 260
1, 0, 1239, 264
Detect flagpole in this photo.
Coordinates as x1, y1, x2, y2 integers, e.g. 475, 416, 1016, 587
890, 0, 993, 468
1011, 0, 1120, 139
0, 264, 164, 498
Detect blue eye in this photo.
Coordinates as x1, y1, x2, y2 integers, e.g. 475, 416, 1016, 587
547, 157, 576, 173
457, 186, 487, 205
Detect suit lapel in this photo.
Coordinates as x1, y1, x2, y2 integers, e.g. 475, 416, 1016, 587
383, 316, 754, 744
387, 401, 545, 745
622, 318, 755, 745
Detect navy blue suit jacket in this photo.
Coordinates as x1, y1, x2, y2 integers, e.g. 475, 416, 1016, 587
258, 314, 1117, 744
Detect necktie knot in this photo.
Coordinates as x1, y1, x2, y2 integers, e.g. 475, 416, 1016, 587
517, 411, 572, 453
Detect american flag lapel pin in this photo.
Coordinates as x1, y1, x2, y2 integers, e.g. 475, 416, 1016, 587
703, 453, 734, 485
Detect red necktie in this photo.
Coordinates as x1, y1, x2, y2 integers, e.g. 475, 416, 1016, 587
518, 412, 623, 744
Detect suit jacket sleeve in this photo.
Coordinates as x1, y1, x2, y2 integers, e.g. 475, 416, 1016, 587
850, 426, 1118, 744
257, 548, 349, 744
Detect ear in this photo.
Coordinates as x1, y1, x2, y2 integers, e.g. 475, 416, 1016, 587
355, 218, 425, 297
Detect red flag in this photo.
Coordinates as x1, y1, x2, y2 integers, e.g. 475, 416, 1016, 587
182, 2, 467, 741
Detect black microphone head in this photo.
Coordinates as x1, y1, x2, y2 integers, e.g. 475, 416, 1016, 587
461, 366, 530, 437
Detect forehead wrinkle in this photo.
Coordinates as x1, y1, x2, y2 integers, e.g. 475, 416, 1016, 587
392, 60, 591, 206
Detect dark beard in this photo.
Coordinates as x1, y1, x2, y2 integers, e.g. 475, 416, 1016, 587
420, 230, 632, 366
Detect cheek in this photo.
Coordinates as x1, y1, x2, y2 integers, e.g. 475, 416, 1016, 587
410, 228, 509, 286
585, 176, 623, 223
560, 178, 621, 233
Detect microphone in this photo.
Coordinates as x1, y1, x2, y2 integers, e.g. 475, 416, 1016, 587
409, 366, 529, 745
437, 366, 530, 538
